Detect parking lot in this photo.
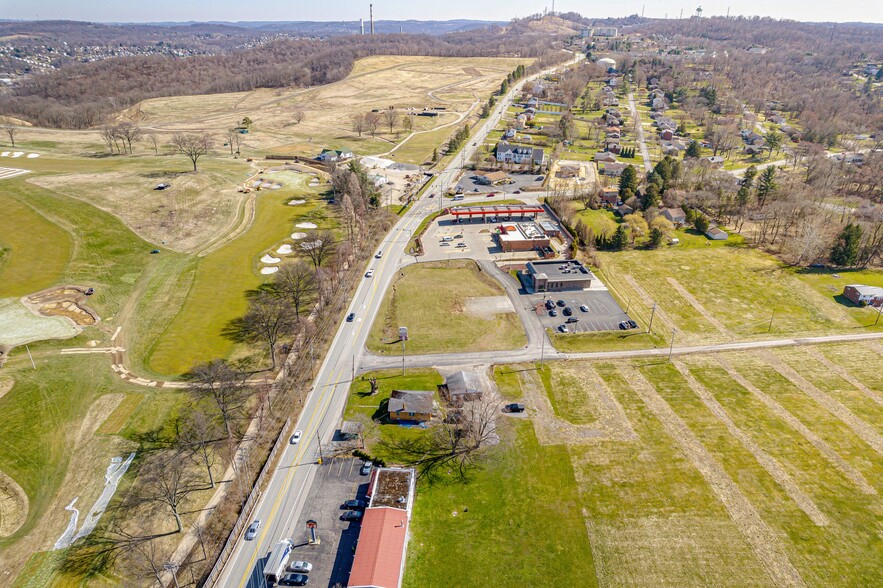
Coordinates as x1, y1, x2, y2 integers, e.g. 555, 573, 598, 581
524, 289, 634, 333
456, 171, 545, 195
282, 458, 371, 587
421, 210, 569, 263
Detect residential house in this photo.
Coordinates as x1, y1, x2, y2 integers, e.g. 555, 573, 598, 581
661, 207, 687, 226
660, 128, 674, 141
600, 188, 620, 207
842, 285, 883, 308
703, 155, 725, 168
605, 137, 621, 154
603, 162, 627, 177
495, 141, 545, 165
594, 152, 618, 164
515, 114, 527, 130
652, 97, 666, 111
768, 115, 786, 125
606, 130, 621, 139
504, 128, 517, 139
439, 371, 483, 405
706, 227, 729, 240
316, 148, 354, 162
525, 97, 539, 108
614, 204, 635, 216
387, 390, 434, 422
744, 145, 764, 156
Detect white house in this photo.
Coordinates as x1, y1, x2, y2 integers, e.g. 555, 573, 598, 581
495, 142, 545, 165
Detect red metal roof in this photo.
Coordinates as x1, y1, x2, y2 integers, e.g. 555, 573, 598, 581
348, 507, 409, 588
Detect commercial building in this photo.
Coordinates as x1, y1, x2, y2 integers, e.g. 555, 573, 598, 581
496, 222, 552, 253
447, 204, 544, 222
348, 468, 417, 588
495, 141, 546, 165
524, 259, 596, 292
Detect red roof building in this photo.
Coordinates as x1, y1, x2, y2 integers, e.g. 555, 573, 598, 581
348, 508, 409, 588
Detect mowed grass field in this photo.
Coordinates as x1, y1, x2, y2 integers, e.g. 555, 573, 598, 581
597, 246, 882, 345
145, 172, 331, 375
367, 260, 526, 355
135, 55, 530, 155
397, 341, 883, 587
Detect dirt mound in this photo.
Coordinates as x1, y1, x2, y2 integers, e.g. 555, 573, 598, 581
0, 469, 28, 538
24, 286, 100, 327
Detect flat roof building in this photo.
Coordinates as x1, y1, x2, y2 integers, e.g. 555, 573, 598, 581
496, 222, 552, 253
525, 259, 596, 292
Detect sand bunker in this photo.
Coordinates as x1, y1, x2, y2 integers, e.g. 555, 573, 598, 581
291, 232, 308, 240
0, 152, 8, 157
276, 244, 293, 255
10, 152, 23, 158
260, 266, 279, 275
295, 222, 318, 229
288, 199, 306, 206
26, 153, 40, 159
300, 239, 323, 251
260, 254, 281, 264
0, 469, 28, 537
26, 286, 100, 327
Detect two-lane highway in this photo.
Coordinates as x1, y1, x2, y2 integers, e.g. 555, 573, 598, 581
214, 52, 582, 587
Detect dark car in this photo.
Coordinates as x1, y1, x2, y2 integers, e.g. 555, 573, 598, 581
280, 573, 309, 586
513, 190, 522, 194
619, 321, 629, 330
628, 320, 638, 329
556, 299, 566, 307
566, 317, 579, 324
544, 299, 555, 310
342, 499, 366, 510
341, 510, 364, 522
149, 249, 160, 254
504, 403, 526, 413
360, 461, 373, 475
549, 309, 558, 317
563, 307, 573, 316
346, 312, 355, 322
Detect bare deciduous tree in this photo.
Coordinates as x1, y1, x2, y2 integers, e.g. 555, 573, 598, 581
224, 292, 297, 369
116, 121, 141, 154
185, 360, 249, 439
136, 451, 202, 533
293, 109, 306, 125
383, 107, 400, 134
172, 133, 211, 172
351, 114, 366, 137
2, 119, 17, 147
99, 125, 117, 153
365, 111, 381, 138
180, 409, 223, 488
146, 133, 159, 155
381, 395, 501, 480
270, 260, 318, 319
298, 229, 337, 269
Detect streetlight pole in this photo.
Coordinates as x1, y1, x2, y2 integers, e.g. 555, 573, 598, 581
648, 302, 657, 333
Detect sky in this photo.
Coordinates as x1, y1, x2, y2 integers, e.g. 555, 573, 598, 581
5, 0, 882, 25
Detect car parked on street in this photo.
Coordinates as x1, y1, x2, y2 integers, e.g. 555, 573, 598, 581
245, 520, 261, 540
341, 510, 364, 522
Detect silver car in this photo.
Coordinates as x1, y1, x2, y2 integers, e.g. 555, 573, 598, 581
245, 520, 261, 540
289, 561, 313, 573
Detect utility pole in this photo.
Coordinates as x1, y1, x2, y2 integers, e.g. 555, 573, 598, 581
626, 297, 631, 313
668, 328, 676, 361
647, 302, 657, 333
316, 430, 324, 464
875, 309, 881, 326
352, 354, 355, 381
401, 339, 406, 376
767, 309, 775, 333
540, 331, 546, 368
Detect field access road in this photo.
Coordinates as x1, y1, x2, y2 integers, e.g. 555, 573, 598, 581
214, 54, 582, 588
360, 331, 883, 371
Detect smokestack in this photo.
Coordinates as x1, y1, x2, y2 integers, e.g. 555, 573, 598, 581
370, 4, 374, 35
360, 18, 364, 35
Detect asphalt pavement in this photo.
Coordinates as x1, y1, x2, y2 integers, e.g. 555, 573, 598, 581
213, 53, 584, 588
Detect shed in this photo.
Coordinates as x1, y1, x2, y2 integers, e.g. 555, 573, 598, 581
706, 227, 729, 240
439, 371, 483, 404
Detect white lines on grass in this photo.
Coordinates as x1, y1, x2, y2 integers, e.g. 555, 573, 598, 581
621, 274, 676, 330
715, 356, 876, 496
0, 167, 29, 180
618, 364, 806, 588
801, 346, 883, 407
763, 352, 883, 458
672, 359, 829, 526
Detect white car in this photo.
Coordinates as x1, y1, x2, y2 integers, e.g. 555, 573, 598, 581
290, 430, 303, 444
375, 251, 383, 258
245, 520, 261, 540
289, 561, 313, 573
365, 269, 375, 278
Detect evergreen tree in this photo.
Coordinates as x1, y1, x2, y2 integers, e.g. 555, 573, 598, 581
641, 183, 660, 209
693, 214, 710, 233
685, 140, 701, 158
830, 223, 863, 267
611, 224, 629, 250
677, 120, 688, 135
618, 164, 638, 197
756, 166, 777, 208
648, 227, 665, 248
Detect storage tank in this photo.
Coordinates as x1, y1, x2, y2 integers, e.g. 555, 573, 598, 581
597, 57, 616, 70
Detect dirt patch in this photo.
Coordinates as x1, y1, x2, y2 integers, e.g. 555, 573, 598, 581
464, 296, 514, 319
0, 375, 12, 399
0, 468, 28, 537
24, 285, 100, 327
76, 394, 125, 448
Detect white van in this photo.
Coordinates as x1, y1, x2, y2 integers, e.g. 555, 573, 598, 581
441, 236, 454, 242
453, 194, 464, 201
